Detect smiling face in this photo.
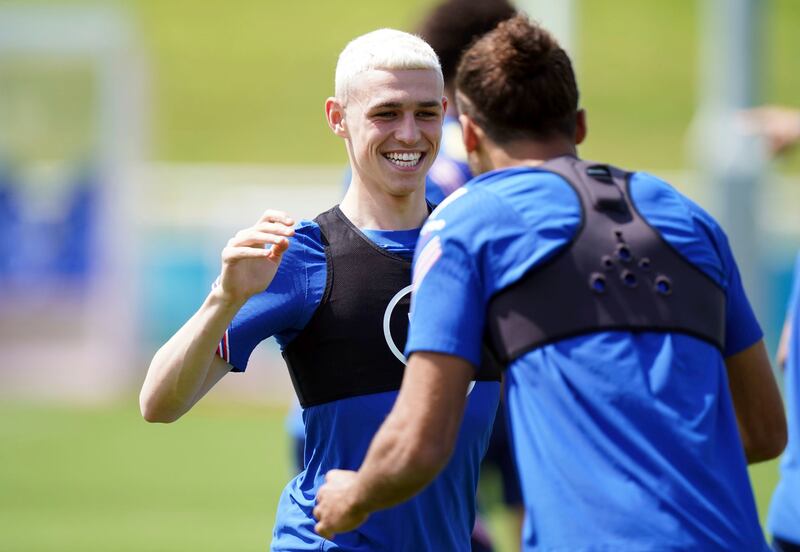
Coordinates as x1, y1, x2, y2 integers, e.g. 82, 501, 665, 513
328, 68, 446, 198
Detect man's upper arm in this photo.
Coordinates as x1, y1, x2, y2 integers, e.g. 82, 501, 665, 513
389, 351, 474, 469
714, 218, 785, 461
189, 354, 233, 408
725, 339, 787, 463
713, 228, 763, 356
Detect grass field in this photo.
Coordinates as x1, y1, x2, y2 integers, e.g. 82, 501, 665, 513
0, 399, 781, 552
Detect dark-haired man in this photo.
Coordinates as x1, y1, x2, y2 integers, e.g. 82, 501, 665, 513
314, 15, 787, 551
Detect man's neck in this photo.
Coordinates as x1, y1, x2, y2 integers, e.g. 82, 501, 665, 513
339, 183, 428, 230
483, 138, 577, 171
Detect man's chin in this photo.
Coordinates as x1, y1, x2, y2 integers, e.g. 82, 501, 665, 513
377, 178, 424, 198
382, 171, 427, 194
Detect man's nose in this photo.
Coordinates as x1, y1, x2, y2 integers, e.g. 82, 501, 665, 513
395, 113, 421, 145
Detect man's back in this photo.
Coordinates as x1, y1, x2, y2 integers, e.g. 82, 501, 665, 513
409, 164, 768, 550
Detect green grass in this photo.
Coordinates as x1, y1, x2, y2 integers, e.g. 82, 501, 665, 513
0, 400, 291, 552
0, 400, 783, 552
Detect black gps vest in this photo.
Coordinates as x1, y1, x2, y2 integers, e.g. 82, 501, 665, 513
485, 156, 727, 366
283, 206, 499, 408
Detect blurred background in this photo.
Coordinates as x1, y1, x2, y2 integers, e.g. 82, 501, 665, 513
0, 0, 798, 550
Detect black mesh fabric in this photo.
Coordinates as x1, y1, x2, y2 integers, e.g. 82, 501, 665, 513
284, 206, 499, 407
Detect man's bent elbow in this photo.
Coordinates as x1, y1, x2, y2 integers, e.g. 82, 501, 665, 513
139, 390, 182, 424
744, 420, 788, 463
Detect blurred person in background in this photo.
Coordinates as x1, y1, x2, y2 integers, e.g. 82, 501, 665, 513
418, 0, 515, 203
747, 104, 800, 552
314, 15, 787, 550
741, 105, 800, 157
770, 253, 800, 552
140, 28, 501, 551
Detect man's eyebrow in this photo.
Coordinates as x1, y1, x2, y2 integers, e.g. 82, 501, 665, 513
368, 100, 442, 111
417, 101, 443, 109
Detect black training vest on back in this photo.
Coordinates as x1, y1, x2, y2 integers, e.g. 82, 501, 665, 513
283, 206, 499, 408
485, 155, 726, 365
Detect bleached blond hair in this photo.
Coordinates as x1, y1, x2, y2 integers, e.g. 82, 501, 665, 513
334, 28, 443, 101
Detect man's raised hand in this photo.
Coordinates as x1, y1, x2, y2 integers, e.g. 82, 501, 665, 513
217, 209, 295, 305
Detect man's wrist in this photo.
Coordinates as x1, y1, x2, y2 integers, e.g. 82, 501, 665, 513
208, 284, 248, 313
347, 475, 370, 514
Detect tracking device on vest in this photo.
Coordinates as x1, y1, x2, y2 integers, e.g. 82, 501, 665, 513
485, 155, 726, 365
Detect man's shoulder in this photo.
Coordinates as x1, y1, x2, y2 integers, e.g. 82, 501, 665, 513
289, 219, 324, 253
422, 168, 580, 248
421, 186, 496, 248
294, 218, 323, 239
270, 219, 325, 280
629, 171, 725, 237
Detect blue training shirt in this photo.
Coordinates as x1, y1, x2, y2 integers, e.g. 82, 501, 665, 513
219, 219, 499, 551
407, 166, 768, 551
768, 251, 800, 544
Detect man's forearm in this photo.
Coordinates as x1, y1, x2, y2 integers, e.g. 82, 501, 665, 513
348, 353, 472, 512
140, 287, 244, 422
313, 352, 473, 538
349, 404, 453, 513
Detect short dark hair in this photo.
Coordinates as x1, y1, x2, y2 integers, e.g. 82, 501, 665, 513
417, 0, 516, 87
455, 15, 579, 143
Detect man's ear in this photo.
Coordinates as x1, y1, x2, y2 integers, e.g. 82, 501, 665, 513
325, 97, 347, 137
459, 113, 481, 153
575, 109, 587, 145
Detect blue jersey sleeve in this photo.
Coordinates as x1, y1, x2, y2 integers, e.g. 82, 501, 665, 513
406, 189, 492, 367
221, 221, 326, 372
407, 216, 486, 367
719, 242, 763, 356
678, 195, 763, 357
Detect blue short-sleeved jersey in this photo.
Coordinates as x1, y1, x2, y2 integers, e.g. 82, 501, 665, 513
219, 220, 499, 551
768, 252, 800, 544
407, 166, 768, 551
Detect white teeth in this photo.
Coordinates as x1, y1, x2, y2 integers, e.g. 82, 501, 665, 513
385, 152, 422, 167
